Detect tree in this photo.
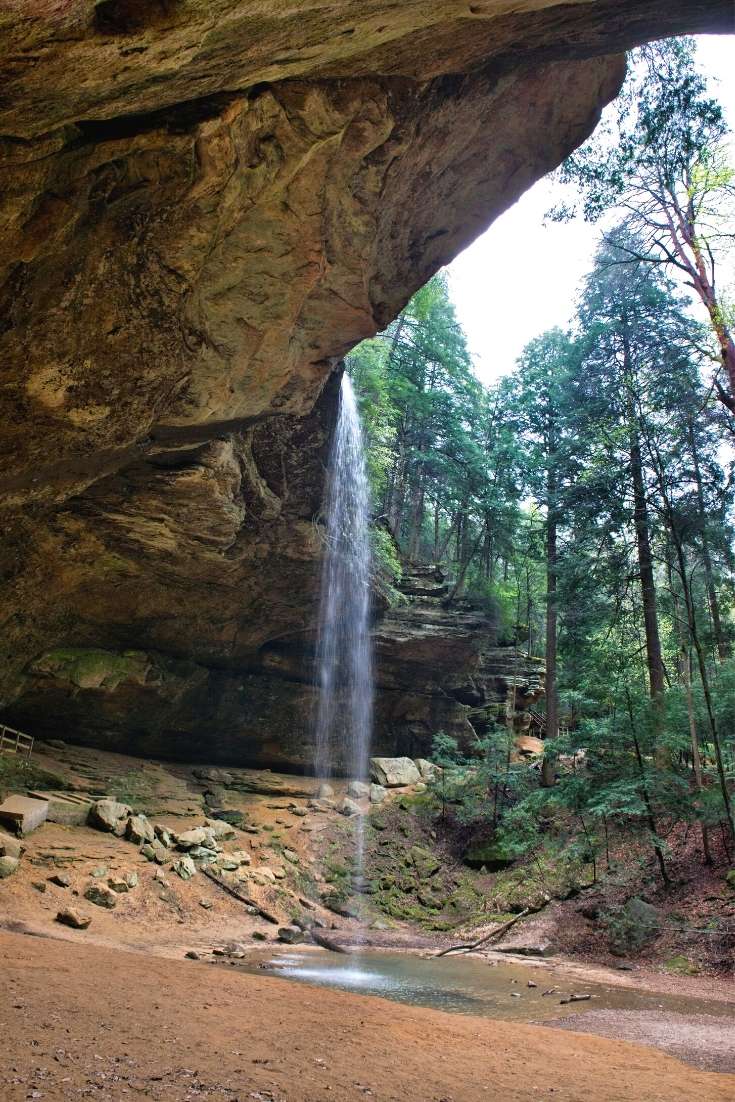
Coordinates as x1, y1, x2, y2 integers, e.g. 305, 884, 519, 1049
557, 38, 735, 413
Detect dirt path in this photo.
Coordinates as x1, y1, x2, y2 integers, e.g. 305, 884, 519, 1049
1, 930, 733, 1102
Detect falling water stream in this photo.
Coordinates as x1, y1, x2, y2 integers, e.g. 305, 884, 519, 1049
314, 372, 373, 911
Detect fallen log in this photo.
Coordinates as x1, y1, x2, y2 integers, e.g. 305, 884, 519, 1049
434, 908, 530, 957
202, 868, 279, 924
310, 929, 351, 954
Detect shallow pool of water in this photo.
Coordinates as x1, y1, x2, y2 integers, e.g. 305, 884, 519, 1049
239, 948, 735, 1025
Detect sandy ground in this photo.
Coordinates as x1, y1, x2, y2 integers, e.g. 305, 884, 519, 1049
1, 930, 734, 1102
543, 1009, 735, 1074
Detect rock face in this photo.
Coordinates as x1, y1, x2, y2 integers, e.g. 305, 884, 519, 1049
0, 3, 730, 764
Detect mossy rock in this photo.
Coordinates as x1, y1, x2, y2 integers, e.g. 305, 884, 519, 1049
463, 838, 515, 871
665, 955, 700, 976
725, 869, 735, 890
31, 647, 151, 691
407, 845, 441, 879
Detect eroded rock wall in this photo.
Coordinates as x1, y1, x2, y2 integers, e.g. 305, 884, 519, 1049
0, 2, 731, 762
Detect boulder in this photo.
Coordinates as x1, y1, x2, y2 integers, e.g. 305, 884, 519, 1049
277, 926, 304, 944
0, 830, 22, 859
173, 856, 197, 880
317, 783, 335, 798
369, 784, 387, 804
88, 799, 131, 834
339, 797, 363, 817
370, 757, 421, 788
0, 855, 19, 878
56, 907, 91, 930
408, 845, 441, 878
414, 759, 439, 780
347, 780, 370, 799
126, 814, 155, 846
84, 883, 117, 909
0, 794, 49, 836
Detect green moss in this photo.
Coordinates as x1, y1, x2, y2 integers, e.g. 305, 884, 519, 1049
0, 757, 71, 802
665, 955, 701, 976
32, 647, 150, 691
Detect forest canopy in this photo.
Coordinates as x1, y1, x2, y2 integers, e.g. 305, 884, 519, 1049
348, 37, 735, 874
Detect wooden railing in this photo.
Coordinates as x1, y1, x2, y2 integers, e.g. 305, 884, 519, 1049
0, 724, 33, 760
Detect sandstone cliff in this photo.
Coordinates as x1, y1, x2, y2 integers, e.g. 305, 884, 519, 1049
0, 2, 731, 761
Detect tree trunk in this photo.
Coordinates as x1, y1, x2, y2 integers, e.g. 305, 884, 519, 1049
688, 417, 728, 660
627, 411, 665, 700
541, 418, 558, 789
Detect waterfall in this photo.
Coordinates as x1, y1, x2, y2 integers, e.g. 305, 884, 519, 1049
314, 372, 373, 879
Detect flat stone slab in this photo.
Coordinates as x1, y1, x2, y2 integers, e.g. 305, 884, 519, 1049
0, 795, 49, 835
28, 790, 93, 826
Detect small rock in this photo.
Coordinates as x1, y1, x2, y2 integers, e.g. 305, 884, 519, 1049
88, 799, 131, 834
252, 930, 268, 941
347, 780, 370, 799
290, 806, 308, 817
173, 855, 197, 880
339, 797, 363, 817
126, 814, 155, 846
204, 817, 237, 840
560, 994, 591, 1005
84, 883, 117, 909
199, 899, 213, 910
56, 907, 91, 930
216, 857, 240, 872
510, 992, 521, 998
317, 783, 334, 798
153, 824, 173, 848
90, 865, 108, 878
176, 827, 216, 850
527, 981, 538, 988
107, 877, 130, 893
153, 867, 167, 883
185, 950, 201, 960
283, 848, 299, 864
192, 767, 234, 785
251, 867, 276, 884
123, 870, 139, 888
272, 866, 287, 880
0, 855, 19, 879
227, 850, 251, 866
49, 873, 71, 888
369, 784, 387, 804
32, 880, 47, 893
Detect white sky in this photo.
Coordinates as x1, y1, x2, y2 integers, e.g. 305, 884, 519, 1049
447, 35, 735, 386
